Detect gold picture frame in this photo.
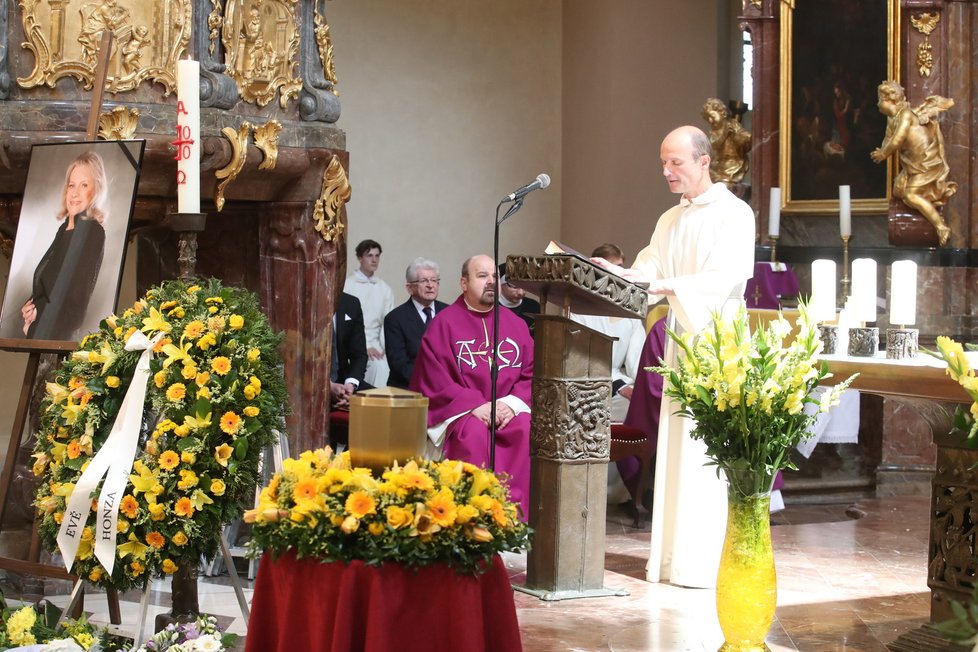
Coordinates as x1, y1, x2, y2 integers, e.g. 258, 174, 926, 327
779, 0, 900, 215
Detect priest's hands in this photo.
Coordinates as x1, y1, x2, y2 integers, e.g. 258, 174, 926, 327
471, 401, 516, 429
590, 257, 647, 284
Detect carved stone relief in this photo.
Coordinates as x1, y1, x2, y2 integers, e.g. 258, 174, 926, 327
929, 448, 978, 593
531, 378, 611, 462
18, 0, 191, 94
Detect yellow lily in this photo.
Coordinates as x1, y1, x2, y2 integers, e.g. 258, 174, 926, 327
140, 307, 172, 334
161, 339, 193, 369
117, 532, 149, 560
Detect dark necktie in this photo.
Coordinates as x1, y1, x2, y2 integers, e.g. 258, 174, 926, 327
423, 306, 433, 325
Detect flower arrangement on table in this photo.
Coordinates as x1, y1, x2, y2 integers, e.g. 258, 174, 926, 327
245, 447, 531, 575
651, 303, 857, 496
32, 278, 288, 592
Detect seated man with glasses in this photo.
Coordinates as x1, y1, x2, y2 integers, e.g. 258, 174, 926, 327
498, 263, 540, 330
384, 257, 448, 389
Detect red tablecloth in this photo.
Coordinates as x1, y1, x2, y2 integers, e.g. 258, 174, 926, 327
245, 552, 523, 652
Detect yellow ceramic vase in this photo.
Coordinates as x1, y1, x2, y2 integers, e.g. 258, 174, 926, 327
716, 470, 776, 652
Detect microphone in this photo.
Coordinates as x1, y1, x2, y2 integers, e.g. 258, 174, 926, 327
503, 173, 551, 202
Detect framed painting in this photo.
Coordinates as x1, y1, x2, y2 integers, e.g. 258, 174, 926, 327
0, 140, 145, 351
779, 0, 899, 214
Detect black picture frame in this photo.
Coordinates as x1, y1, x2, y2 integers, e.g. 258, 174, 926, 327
0, 140, 145, 351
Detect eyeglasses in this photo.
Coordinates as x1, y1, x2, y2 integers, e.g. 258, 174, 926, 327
409, 278, 440, 286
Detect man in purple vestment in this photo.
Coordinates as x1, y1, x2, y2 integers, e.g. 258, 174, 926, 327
409, 254, 534, 518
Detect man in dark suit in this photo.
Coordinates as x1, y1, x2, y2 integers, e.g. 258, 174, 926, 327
331, 292, 371, 408
498, 263, 540, 330
384, 258, 448, 388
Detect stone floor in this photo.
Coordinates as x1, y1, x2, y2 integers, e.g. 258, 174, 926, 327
5, 494, 937, 651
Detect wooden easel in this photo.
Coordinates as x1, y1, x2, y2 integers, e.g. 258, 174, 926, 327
0, 31, 122, 624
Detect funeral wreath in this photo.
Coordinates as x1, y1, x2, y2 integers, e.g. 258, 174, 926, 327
33, 279, 287, 591
246, 447, 531, 574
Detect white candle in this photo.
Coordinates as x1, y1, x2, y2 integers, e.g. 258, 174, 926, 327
810, 259, 836, 323
850, 258, 877, 323
768, 187, 781, 238
839, 185, 851, 237
889, 260, 917, 326
176, 59, 200, 214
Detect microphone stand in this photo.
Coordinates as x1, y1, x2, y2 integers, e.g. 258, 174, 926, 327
489, 198, 525, 471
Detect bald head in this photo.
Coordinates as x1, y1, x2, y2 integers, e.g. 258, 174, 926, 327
660, 126, 713, 199
461, 254, 497, 308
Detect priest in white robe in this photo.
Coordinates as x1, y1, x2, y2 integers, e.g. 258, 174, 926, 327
592, 125, 755, 588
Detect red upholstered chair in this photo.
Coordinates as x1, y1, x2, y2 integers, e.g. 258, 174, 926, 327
609, 423, 653, 528
329, 410, 350, 449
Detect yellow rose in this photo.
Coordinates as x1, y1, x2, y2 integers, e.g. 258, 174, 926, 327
172, 531, 189, 546
162, 559, 178, 574
229, 314, 245, 330
105, 376, 120, 388
247, 348, 261, 362
244, 406, 260, 417
210, 479, 227, 496
385, 505, 414, 529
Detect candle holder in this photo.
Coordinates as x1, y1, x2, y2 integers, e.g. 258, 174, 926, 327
165, 212, 207, 281
847, 326, 879, 357
885, 328, 919, 359
839, 234, 851, 305
769, 235, 779, 263
817, 324, 838, 354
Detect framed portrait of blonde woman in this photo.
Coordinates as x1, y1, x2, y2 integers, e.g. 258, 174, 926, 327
0, 140, 144, 351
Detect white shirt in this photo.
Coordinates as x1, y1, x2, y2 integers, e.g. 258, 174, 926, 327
344, 270, 395, 351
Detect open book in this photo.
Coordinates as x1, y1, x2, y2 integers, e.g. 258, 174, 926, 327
544, 240, 592, 265
544, 240, 648, 288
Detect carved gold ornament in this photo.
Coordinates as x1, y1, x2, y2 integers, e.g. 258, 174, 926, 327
911, 12, 940, 78
750, 0, 762, 7
312, 155, 350, 242
253, 120, 282, 171
97, 105, 140, 139
207, 0, 224, 57
18, 0, 191, 94
313, 2, 339, 95
221, 0, 302, 108
214, 122, 252, 212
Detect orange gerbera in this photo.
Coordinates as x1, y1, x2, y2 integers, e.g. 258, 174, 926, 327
165, 383, 186, 401
66, 439, 82, 460
145, 531, 165, 549
220, 411, 243, 435
158, 450, 180, 471
120, 495, 139, 519
183, 320, 205, 340
293, 478, 318, 502
174, 497, 195, 517
210, 356, 232, 376
426, 489, 458, 527
345, 491, 377, 519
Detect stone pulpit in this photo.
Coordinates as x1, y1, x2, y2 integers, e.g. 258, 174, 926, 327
506, 254, 647, 600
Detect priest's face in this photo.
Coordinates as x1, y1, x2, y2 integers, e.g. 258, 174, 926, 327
660, 128, 712, 199
461, 255, 497, 308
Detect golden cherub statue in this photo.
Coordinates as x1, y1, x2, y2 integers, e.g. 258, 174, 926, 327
701, 97, 751, 186
870, 80, 957, 246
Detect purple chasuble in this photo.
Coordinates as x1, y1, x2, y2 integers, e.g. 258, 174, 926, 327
409, 295, 534, 517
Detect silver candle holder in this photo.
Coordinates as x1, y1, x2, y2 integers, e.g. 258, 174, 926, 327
817, 324, 839, 355
885, 327, 919, 359
847, 326, 879, 357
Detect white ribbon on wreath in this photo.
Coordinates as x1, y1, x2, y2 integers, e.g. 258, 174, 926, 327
56, 330, 163, 575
